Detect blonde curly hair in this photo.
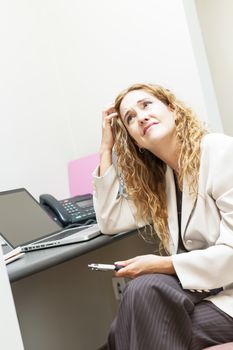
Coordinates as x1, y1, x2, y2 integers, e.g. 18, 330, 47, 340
113, 83, 207, 251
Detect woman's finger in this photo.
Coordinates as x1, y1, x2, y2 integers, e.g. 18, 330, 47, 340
103, 104, 115, 114
102, 112, 118, 128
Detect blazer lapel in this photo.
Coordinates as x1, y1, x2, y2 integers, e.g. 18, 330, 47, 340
181, 176, 196, 236
165, 167, 196, 252
165, 166, 179, 253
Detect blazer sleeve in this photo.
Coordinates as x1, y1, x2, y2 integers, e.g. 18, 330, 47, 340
92, 165, 146, 234
172, 134, 233, 290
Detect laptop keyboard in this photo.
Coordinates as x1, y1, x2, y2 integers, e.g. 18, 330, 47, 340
37, 227, 89, 243
36, 224, 100, 243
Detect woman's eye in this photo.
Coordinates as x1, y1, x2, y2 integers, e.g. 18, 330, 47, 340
127, 114, 134, 124
143, 101, 152, 108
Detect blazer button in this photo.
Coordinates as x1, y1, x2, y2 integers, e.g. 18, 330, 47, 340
186, 240, 193, 246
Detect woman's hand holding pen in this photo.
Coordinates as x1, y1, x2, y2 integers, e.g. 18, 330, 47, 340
115, 254, 176, 279
99, 104, 118, 176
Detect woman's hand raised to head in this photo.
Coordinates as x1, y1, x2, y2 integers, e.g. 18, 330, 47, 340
99, 104, 118, 176
101, 104, 118, 153
115, 254, 176, 279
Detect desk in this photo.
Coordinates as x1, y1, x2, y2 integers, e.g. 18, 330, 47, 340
7, 230, 155, 350
7, 230, 136, 282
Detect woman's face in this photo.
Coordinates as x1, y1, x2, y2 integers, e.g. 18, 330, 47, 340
119, 89, 176, 153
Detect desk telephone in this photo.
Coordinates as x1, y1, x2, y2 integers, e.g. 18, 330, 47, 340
39, 193, 96, 227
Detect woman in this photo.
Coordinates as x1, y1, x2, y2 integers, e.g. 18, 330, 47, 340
92, 83, 233, 349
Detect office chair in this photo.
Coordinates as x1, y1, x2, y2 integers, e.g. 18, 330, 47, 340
68, 153, 99, 196
203, 344, 233, 349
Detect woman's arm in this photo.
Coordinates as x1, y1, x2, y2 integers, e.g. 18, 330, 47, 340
93, 105, 146, 234
115, 254, 176, 278
99, 104, 116, 176
93, 164, 145, 234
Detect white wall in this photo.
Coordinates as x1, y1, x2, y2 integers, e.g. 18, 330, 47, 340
195, 0, 233, 136
182, 0, 223, 133
0, 0, 221, 200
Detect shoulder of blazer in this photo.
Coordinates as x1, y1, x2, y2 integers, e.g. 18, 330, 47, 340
201, 132, 233, 151
200, 133, 233, 165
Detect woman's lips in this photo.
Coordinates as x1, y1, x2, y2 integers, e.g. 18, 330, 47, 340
143, 122, 159, 135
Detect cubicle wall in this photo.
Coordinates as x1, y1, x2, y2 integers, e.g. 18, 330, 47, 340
0, 248, 24, 349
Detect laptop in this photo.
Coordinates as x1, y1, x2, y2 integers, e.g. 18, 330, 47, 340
0, 188, 101, 253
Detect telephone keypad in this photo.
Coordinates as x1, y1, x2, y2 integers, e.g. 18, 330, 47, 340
61, 199, 95, 222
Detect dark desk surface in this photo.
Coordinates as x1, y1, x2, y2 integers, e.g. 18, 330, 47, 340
7, 230, 136, 283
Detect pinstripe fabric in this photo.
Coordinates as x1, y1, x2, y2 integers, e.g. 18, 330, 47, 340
108, 274, 233, 350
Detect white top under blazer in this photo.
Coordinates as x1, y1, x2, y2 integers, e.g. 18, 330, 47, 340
92, 133, 233, 318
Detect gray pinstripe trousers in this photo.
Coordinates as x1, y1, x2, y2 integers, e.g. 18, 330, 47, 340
108, 274, 233, 350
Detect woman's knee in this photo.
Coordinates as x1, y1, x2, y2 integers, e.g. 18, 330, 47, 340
123, 273, 179, 301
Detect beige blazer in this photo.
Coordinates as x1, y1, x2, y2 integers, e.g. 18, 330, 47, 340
92, 133, 233, 317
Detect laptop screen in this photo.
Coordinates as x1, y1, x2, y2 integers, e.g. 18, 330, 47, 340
0, 188, 62, 248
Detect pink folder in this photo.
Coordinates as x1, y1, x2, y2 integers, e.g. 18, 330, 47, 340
68, 153, 100, 196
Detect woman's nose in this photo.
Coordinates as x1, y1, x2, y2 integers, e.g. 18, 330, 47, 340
137, 112, 149, 124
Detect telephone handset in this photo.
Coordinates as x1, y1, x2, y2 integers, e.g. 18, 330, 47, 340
39, 193, 96, 227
